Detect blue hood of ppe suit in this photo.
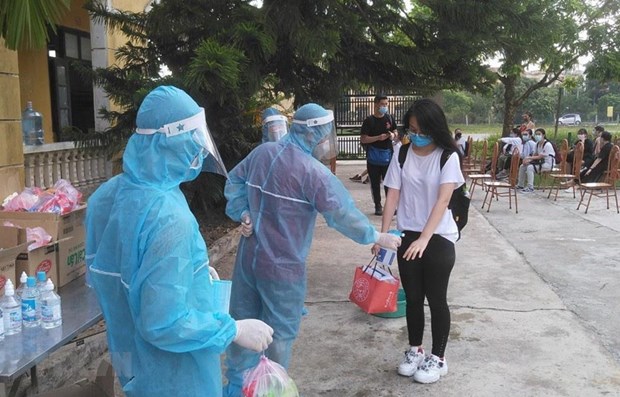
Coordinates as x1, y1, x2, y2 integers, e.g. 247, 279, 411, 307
281, 103, 331, 155
123, 86, 205, 189
85, 86, 236, 397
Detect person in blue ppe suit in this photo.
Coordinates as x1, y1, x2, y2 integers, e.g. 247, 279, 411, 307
85, 86, 274, 397
223, 103, 402, 396
261, 107, 289, 143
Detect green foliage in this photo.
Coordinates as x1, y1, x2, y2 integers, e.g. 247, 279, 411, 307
0, 0, 70, 49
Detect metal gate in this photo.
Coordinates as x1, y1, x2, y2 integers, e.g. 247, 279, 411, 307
334, 92, 419, 160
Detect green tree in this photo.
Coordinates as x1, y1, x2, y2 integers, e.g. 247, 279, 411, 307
0, 0, 70, 49
442, 90, 473, 124
423, 0, 615, 136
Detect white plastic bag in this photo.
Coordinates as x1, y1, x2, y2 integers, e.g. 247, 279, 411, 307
242, 355, 299, 397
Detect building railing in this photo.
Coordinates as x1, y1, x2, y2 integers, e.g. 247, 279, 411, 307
23, 142, 113, 196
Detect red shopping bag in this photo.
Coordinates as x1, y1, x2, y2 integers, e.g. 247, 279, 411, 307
349, 260, 400, 314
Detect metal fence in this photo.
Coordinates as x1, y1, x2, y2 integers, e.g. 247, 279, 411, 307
334, 92, 419, 159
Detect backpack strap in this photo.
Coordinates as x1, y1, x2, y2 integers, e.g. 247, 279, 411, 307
398, 142, 410, 168
440, 149, 453, 170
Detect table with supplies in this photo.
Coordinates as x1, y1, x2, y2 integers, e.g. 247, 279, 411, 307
0, 275, 102, 397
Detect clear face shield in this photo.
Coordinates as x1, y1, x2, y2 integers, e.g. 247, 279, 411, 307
293, 110, 337, 161
263, 115, 289, 142
135, 108, 227, 177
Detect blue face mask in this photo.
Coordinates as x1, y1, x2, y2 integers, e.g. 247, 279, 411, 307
408, 133, 433, 147
534, 134, 542, 142
523, 135, 530, 142
378, 106, 388, 115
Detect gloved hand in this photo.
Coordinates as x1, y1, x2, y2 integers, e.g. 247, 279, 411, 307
208, 266, 220, 280
233, 319, 274, 352
240, 211, 253, 237
376, 232, 401, 251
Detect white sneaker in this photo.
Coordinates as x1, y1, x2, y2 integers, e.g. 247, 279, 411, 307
397, 347, 425, 377
413, 354, 448, 384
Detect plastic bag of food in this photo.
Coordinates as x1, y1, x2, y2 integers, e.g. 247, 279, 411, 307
242, 355, 299, 397
2, 188, 43, 212
53, 179, 82, 211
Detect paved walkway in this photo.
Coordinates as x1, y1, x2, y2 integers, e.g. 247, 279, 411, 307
33, 160, 620, 396
281, 161, 620, 396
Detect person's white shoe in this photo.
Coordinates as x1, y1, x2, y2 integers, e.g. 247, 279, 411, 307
413, 354, 448, 384
397, 347, 425, 377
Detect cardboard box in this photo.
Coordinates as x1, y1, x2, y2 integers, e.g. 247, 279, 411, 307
0, 225, 59, 287
0, 206, 86, 241
15, 241, 59, 288
0, 226, 29, 295
56, 232, 86, 288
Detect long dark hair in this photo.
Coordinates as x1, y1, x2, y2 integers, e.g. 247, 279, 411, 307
403, 99, 459, 153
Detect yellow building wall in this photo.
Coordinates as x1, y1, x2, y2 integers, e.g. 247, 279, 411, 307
0, 39, 25, 198
59, 0, 91, 32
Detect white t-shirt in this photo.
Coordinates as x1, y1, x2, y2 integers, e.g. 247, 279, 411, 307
522, 140, 537, 158
536, 141, 556, 168
384, 146, 465, 243
500, 137, 523, 156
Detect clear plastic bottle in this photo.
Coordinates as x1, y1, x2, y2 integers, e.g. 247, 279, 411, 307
16, 271, 28, 302
376, 229, 402, 266
40, 279, 62, 329
2, 280, 22, 335
35, 271, 47, 320
21, 276, 40, 328
21, 101, 44, 145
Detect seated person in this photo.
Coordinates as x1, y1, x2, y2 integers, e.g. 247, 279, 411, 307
455, 129, 467, 156
496, 128, 523, 178
517, 128, 555, 193
581, 131, 613, 183
565, 128, 594, 172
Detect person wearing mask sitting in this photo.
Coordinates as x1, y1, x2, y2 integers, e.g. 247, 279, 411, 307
581, 131, 613, 183
516, 128, 555, 193
565, 128, 594, 172
496, 128, 523, 179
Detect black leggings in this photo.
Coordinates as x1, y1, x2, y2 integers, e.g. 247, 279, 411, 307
398, 231, 455, 357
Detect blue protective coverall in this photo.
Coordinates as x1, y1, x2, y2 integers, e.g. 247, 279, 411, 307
224, 103, 378, 396
85, 86, 236, 397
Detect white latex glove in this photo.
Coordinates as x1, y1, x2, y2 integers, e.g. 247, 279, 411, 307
240, 211, 253, 237
376, 232, 401, 251
233, 319, 274, 352
208, 266, 220, 280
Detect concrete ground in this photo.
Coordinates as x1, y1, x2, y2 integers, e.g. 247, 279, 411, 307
24, 160, 620, 396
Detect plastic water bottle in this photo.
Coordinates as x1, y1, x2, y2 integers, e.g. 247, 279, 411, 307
376, 229, 402, 266
21, 101, 44, 145
35, 271, 47, 319
2, 280, 22, 335
41, 279, 62, 329
22, 276, 40, 328
16, 271, 28, 302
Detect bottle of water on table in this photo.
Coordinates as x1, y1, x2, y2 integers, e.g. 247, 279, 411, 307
2, 279, 22, 335
41, 279, 62, 329
22, 276, 40, 328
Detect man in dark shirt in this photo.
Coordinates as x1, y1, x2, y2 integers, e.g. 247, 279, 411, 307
581, 131, 612, 183
361, 94, 398, 215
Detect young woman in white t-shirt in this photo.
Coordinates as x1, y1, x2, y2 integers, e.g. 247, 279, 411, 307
373, 99, 465, 385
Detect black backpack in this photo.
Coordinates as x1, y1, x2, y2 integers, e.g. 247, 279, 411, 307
545, 139, 562, 165
398, 143, 470, 240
